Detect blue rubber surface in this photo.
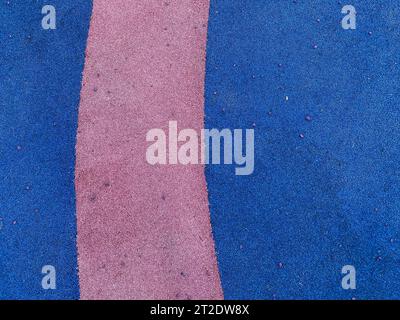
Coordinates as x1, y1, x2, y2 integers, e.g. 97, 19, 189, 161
205, 0, 400, 299
0, 1, 92, 299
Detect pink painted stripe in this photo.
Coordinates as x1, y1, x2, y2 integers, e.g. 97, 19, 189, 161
75, 0, 223, 299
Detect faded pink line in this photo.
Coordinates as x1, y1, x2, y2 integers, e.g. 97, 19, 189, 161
75, 0, 223, 299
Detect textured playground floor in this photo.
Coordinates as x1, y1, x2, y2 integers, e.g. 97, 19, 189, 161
1, 1, 400, 300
